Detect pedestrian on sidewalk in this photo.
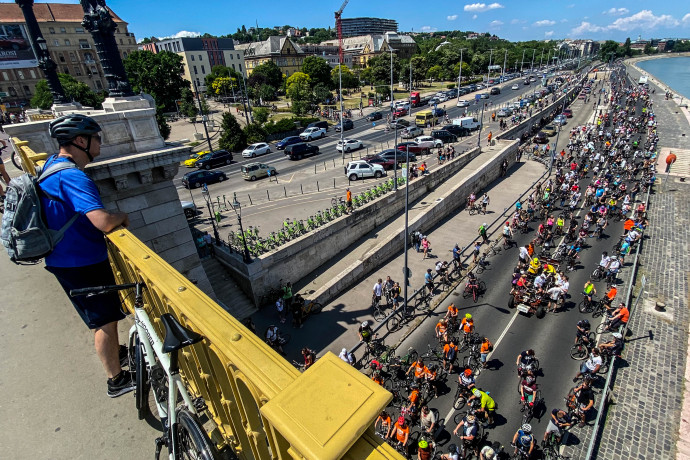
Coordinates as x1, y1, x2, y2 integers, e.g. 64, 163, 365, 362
421, 235, 431, 260
481, 193, 490, 215
282, 281, 293, 312
472, 241, 482, 263
276, 297, 286, 323
478, 223, 489, 244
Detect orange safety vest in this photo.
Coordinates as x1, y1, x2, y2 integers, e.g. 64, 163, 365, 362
461, 319, 474, 333
414, 364, 428, 378
436, 322, 447, 335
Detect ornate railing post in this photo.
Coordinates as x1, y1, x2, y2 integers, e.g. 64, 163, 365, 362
15, 0, 67, 104
80, 0, 134, 97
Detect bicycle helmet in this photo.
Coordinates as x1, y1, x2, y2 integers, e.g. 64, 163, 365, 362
49, 114, 102, 160
465, 313, 472, 320
418, 440, 429, 449
464, 368, 473, 377
526, 376, 535, 384
612, 332, 623, 339
410, 382, 419, 389
448, 444, 458, 454
466, 414, 476, 423
472, 388, 482, 397
398, 416, 405, 425
521, 423, 532, 433
581, 319, 590, 328
361, 321, 369, 328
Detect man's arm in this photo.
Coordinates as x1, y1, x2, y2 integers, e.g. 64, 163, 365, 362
86, 209, 129, 232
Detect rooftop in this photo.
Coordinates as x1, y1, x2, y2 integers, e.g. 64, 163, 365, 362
0, 3, 126, 24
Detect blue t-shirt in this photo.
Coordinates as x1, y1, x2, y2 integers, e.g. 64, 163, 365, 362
40, 155, 107, 268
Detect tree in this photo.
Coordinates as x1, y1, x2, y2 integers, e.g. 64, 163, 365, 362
30, 80, 54, 109
218, 112, 247, 152
426, 65, 443, 81
313, 83, 332, 104
623, 38, 632, 57
243, 122, 267, 144
257, 84, 277, 102
286, 72, 312, 115
247, 61, 283, 89
301, 56, 333, 89
124, 50, 188, 112
252, 106, 270, 124
331, 65, 359, 89
179, 87, 198, 118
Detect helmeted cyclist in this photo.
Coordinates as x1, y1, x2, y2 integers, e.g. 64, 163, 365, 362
512, 423, 535, 457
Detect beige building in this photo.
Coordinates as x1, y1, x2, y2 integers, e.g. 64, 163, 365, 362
321, 32, 417, 68
236, 36, 305, 78
140, 37, 245, 92
0, 2, 137, 108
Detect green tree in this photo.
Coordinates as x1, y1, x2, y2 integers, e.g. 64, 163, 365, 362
179, 87, 198, 118
155, 111, 171, 140
252, 106, 270, 124
30, 80, 54, 109
313, 83, 332, 103
301, 56, 333, 89
426, 65, 443, 81
331, 65, 358, 89
56, 73, 104, 108
623, 38, 632, 57
248, 61, 283, 89
286, 72, 312, 115
257, 84, 277, 102
218, 112, 247, 152
124, 50, 188, 112
243, 122, 267, 144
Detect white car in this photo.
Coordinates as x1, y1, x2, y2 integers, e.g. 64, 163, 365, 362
437, 94, 449, 103
344, 160, 386, 181
241, 142, 271, 158
299, 127, 326, 141
511, 84, 520, 90
457, 99, 470, 108
415, 135, 443, 148
336, 138, 363, 152
401, 126, 424, 139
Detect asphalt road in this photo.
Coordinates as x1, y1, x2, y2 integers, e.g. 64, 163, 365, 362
385, 75, 643, 459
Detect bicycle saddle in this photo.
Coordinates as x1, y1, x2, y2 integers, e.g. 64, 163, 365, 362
160, 313, 203, 353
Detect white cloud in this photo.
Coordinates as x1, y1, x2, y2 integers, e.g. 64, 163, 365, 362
567, 3, 575, 8
534, 20, 556, 27
603, 7, 629, 16
489, 20, 504, 28
570, 21, 606, 36
420, 26, 438, 32
545, 31, 554, 37
463, 2, 504, 13
608, 10, 679, 31
561, 19, 569, 23
683, 13, 690, 24
472, 14, 478, 20
447, 15, 458, 21
510, 19, 521, 24
162, 30, 201, 39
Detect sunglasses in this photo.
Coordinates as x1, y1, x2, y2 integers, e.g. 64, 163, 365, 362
92, 134, 102, 143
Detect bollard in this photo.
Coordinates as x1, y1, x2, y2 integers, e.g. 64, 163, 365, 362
324, 161, 327, 171
267, 190, 270, 201
317, 181, 320, 192
314, 164, 317, 174
248, 194, 253, 205
333, 158, 336, 168
284, 186, 287, 197
333, 178, 336, 189
300, 184, 303, 194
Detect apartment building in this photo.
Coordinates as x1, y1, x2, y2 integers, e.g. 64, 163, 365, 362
140, 37, 245, 91
340, 17, 398, 37
0, 2, 137, 108
321, 32, 417, 67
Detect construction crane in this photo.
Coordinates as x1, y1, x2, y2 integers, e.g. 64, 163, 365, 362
335, 0, 350, 64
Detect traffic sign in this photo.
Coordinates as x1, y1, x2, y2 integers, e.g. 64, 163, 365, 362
0, 92, 8, 98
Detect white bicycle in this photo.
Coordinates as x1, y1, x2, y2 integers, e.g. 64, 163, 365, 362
70, 282, 221, 459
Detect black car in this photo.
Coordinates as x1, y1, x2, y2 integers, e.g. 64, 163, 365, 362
490, 87, 501, 95
366, 111, 384, 121
307, 120, 329, 131
441, 124, 470, 137
431, 130, 457, 144
182, 170, 227, 189
285, 143, 319, 160
363, 155, 396, 170
388, 118, 410, 129
378, 148, 416, 164
534, 132, 548, 144
195, 149, 233, 169
334, 119, 354, 132
276, 136, 303, 150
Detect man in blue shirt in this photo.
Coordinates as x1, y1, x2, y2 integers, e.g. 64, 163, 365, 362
42, 115, 132, 398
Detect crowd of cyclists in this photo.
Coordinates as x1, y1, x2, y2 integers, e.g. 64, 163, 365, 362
339, 63, 658, 459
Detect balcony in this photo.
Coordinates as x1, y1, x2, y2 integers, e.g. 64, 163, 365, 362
79, 43, 91, 49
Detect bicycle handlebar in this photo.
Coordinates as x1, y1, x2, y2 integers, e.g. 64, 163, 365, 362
69, 282, 141, 297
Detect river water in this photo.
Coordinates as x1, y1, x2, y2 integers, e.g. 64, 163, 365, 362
636, 56, 690, 100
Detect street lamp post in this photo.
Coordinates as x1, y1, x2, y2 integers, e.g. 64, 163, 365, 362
501, 49, 507, 84
530, 49, 536, 76
193, 80, 213, 152
201, 185, 221, 246
520, 49, 527, 74
402, 146, 410, 313
486, 49, 495, 87
338, 62, 344, 162
456, 48, 467, 105
231, 195, 251, 263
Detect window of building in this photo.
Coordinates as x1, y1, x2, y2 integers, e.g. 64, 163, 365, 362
193, 66, 198, 74
79, 39, 89, 49
75, 27, 84, 34
29, 70, 36, 79
74, 67, 82, 76
201, 65, 205, 74
17, 70, 24, 80
63, 67, 69, 74
123, 52, 127, 59
119, 39, 123, 44
84, 52, 94, 62
292, 58, 295, 66
8, 87, 17, 96
91, 66, 97, 74
53, 39, 59, 46
191, 55, 195, 61
95, 80, 103, 89
231, 64, 235, 70
59, 54, 66, 63
199, 54, 202, 61
239, 64, 242, 72
69, 52, 77, 62
237, 53, 240, 60
64, 39, 70, 46
60, 27, 66, 34
49, 27, 55, 34
2, 72, 9, 81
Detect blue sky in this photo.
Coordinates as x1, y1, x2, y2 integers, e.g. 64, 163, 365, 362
32, 0, 690, 42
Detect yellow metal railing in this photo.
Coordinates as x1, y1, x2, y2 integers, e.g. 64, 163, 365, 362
106, 228, 399, 460
10, 137, 49, 175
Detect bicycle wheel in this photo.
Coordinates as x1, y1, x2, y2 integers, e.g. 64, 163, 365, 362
453, 389, 467, 410
578, 300, 593, 314
129, 332, 150, 420
478, 281, 486, 295
472, 287, 478, 303
387, 315, 401, 333
11, 150, 23, 171
477, 263, 485, 274
373, 307, 386, 322
462, 287, 471, 300
595, 321, 607, 334
309, 302, 324, 315
570, 344, 588, 360
176, 408, 221, 459
415, 295, 431, 311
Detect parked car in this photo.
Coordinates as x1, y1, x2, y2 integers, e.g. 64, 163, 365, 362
415, 135, 443, 149
431, 107, 446, 117
457, 99, 471, 108
344, 160, 386, 181
364, 154, 396, 170
393, 107, 408, 117
496, 108, 512, 118
366, 111, 384, 121
276, 136, 302, 150
336, 138, 363, 152
241, 162, 277, 181
479, 93, 490, 99
553, 114, 567, 126
490, 87, 501, 95
401, 126, 424, 139
562, 108, 573, 118
181, 201, 198, 218
195, 149, 233, 169
431, 130, 457, 144
242, 142, 271, 158
542, 125, 557, 137
182, 150, 210, 167
437, 94, 449, 103
300, 127, 326, 141
182, 170, 227, 188
334, 119, 354, 132
441, 124, 471, 138
285, 143, 319, 160
534, 132, 549, 144
382, 148, 417, 164
307, 120, 329, 131
389, 118, 410, 129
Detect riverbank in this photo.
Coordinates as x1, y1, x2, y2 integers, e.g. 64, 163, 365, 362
626, 53, 690, 105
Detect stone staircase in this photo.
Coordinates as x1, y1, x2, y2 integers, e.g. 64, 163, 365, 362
201, 257, 257, 320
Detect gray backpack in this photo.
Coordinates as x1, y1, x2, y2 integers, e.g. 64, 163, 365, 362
1, 160, 79, 264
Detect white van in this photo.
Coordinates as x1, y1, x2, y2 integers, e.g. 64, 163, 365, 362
453, 116, 481, 131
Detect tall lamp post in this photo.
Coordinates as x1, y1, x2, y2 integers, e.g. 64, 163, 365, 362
520, 49, 527, 74
456, 48, 467, 105
231, 195, 251, 263
201, 185, 221, 246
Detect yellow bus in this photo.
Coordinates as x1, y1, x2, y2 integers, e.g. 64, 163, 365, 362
415, 110, 438, 127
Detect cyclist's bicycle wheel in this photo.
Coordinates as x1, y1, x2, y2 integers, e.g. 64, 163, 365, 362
307, 302, 324, 315
415, 294, 431, 311
569, 343, 588, 360
176, 408, 222, 459
453, 388, 467, 410
373, 306, 386, 322
129, 332, 150, 420
578, 299, 594, 314
387, 315, 402, 333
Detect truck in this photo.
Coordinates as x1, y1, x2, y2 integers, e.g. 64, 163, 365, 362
452, 116, 481, 131
410, 91, 431, 108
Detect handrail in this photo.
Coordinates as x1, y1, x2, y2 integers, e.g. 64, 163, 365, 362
105, 228, 398, 460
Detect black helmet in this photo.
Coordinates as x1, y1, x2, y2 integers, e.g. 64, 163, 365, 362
448, 444, 458, 454
49, 114, 101, 144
